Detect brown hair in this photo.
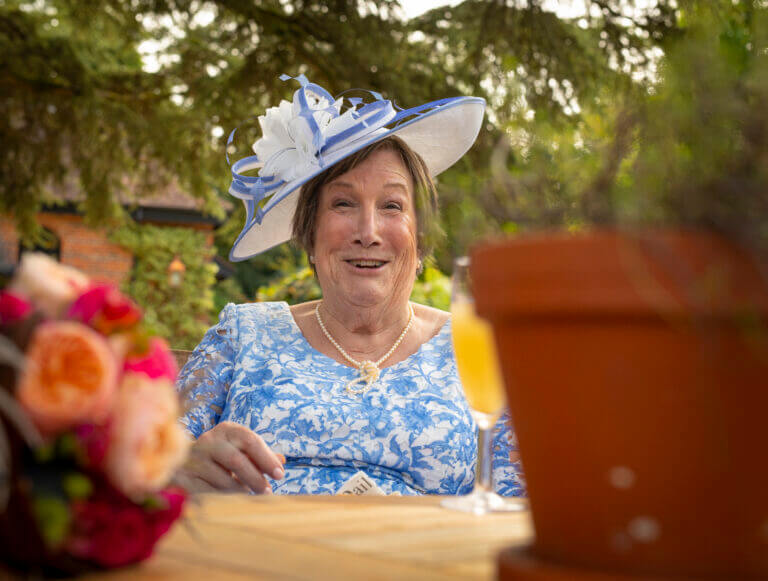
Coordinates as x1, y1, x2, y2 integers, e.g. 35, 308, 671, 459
291, 136, 442, 261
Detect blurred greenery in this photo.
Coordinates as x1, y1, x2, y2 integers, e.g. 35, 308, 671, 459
410, 259, 452, 311
32, 496, 70, 548
111, 224, 217, 349
478, 3, 768, 260
256, 251, 321, 303
2, 0, 765, 326
632, 4, 768, 255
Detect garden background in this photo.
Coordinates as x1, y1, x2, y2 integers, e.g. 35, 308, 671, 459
1, 0, 761, 348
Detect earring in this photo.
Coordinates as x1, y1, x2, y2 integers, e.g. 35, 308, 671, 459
416, 259, 423, 274
309, 255, 315, 264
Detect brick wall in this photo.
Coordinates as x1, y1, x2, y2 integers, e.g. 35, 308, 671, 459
1, 213, 133, 285
1, 212, 217, 286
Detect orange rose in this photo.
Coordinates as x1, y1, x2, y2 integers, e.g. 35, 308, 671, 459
17, 321, 119, 434
105, 373, 190, 498
10, 253, 90, 317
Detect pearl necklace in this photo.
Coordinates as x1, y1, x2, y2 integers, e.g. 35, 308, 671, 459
315, 302, 415, 395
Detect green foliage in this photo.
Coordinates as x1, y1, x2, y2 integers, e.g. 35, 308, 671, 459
410, 260, 451, 311
32, 496, 70, 548
111, 223, 217, 349
2, 0, 684, 250
212, 276, 248, 315
214, 217, 311, 300
631, 5, 768, 255
0, 1, 223, 246
256, 253, 321, 304
256, 266, 321, 304
473, 2, 768, 263
472, 96, 639, 234
9, 0, 760, 287
412, 1, 627, 124
61, 472, 92, 500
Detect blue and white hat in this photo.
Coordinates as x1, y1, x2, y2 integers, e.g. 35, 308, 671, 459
227, 74, 485, 260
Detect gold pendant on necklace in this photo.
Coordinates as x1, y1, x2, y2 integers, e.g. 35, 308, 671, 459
315, 302, 414, 396
345, 360, 381, 394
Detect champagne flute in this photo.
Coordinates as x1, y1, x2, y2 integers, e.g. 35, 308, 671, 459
441, 256, 523, 514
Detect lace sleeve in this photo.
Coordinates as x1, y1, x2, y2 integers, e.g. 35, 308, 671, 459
492, 410, 527, 497
176, 303, 239, 438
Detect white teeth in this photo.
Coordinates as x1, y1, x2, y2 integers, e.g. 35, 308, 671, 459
349, 260, 384, 268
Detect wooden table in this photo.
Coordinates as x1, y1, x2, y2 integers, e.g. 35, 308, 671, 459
85, 494, 532, 580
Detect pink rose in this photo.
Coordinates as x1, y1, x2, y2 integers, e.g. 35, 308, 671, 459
0, 290, 32, 324
66, 284, 141, 335
17, 321, 119, 435
104, 373, 189, 498
123, 337, 178, 382
10, 253, 89, 317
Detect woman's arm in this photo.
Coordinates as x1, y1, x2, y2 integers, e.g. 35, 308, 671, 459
492, 410, 527, 497
176, 303, 239, 437
175, 303, 284, 493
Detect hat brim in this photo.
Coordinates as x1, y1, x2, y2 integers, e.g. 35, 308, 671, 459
229, 96, 485, 261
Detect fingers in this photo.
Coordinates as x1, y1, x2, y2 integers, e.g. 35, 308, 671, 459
184, 476, 220, 494
208, 440, 271, 493
187, 422, 285, 494
234, 473, 272, 495
190, 478, 218, 493
172, 468, 226, 494
189, 451, 250, 492
225, 426, 285, 482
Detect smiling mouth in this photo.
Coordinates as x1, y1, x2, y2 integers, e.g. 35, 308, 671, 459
345, 259, 387, 269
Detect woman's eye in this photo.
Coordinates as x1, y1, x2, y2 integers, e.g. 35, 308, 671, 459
333, 200, 352, 208
384, 202, 403, 210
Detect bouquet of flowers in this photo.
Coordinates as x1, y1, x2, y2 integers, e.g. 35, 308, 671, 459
0, 253, 190, 575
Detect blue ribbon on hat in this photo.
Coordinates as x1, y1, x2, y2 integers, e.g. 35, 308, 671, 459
226, 75, 453, 227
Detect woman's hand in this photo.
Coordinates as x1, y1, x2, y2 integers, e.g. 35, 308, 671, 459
173, 422, 285, 494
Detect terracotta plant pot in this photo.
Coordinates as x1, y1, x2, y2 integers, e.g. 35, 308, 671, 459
471, 230, 768, 579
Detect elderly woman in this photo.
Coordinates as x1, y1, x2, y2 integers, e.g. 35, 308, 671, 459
175, 75, 524, 498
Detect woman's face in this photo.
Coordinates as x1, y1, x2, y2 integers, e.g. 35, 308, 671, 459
313, 148, 419, 310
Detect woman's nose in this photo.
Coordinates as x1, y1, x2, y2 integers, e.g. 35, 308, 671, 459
355, 205, 381, 247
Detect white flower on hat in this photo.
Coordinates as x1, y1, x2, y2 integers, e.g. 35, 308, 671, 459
227, 73, 485, 260
252, 89, 354, 183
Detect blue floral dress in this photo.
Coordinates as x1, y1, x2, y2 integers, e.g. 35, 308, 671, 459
177, 302, 525, 496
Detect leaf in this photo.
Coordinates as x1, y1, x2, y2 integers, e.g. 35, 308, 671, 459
62, 472, 93, 500
31, 496, 71, 548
